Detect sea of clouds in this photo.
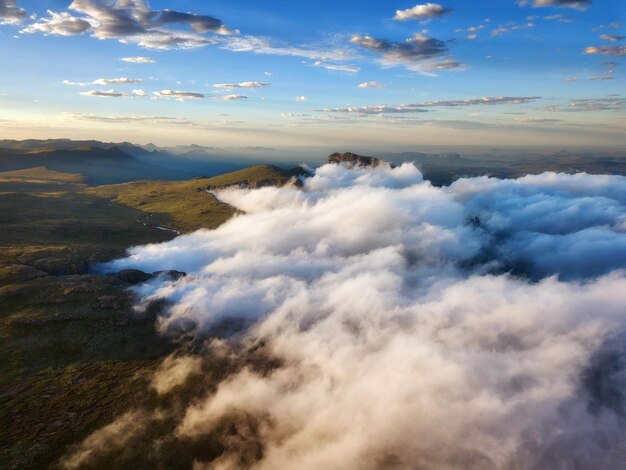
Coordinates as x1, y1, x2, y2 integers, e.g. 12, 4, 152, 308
73, 163, 626, 469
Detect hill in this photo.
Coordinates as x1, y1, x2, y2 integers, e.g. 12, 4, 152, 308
0, 163, 304, 468
0, 139, 252, 185
87, 164, 303, 232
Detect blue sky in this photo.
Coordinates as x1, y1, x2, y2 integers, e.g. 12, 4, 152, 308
0, 0, 624, 149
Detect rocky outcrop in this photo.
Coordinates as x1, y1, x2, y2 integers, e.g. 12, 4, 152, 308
153, 270, 186, 281
327, 152, 392, 169
116, 269, 153, 284
115, 269, 187, 284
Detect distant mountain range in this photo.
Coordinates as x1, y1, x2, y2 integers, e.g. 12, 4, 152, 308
0, 139, 252, 184
1, 139, 624, 186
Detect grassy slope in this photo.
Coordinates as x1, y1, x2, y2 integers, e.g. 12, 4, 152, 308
0, 164, 296, 469
87, 164, 296, 232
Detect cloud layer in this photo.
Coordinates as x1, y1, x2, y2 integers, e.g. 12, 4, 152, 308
83, 164, 626, 469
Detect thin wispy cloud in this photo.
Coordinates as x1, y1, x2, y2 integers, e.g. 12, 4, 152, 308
64, 112, 194, 126
64, 77, 143, 86
322, 96, 541, 114
121, 56, 156, 63
517, 0, 592, 10
600, 34, 626, 42
213, 82, 269, 89
221, 94, 247, 101
79, 89, 132, 98
312, 61, 361, 73
153, 89, 205, 100
545, 97, 626, 111
584, 45, 626, 56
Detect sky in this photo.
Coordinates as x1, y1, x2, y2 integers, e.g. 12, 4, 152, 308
0, 0, 624, 149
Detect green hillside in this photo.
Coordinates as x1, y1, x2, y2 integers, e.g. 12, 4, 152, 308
0, 164, 298, 469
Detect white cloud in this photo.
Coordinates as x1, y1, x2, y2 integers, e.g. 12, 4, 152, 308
222, 94, 247, 101
584, 45, 626, 56
213, 82, 270, 89
517, 0, 592, 9
0, 0, 26, 25
64, 77, 143, 86
394, 3, 453, 21
98, 165, 626, 469
153, 89, 205, 101
322, 96, 541, 114
121, 56, 156, 63
295, 95, 307, 102
64, 112, 194, 126
79, 89, 131, 98
312, 61, 361, 73
357, 81, 385, 89
21, 10, 91, 36
21, 0, 238, 50
600, 34, 626, 42
350, 31, 462, 75
222, 35, 355, 62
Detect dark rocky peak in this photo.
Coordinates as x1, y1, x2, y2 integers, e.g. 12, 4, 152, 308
327, 152, 393, 169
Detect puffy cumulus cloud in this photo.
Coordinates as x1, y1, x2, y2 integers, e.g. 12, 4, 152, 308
358, 81, 385, 89
518, 0, 592, 9
93, 164, 626, 468
584, 45, 626, 56
121, 56, 155, 63
21, 0, 238, 49
350, 31, 462, 75
21, 10, 91, 35
393, 3, 453, 21
322, 96, 540, 114
213, 82, 269, 89
153, 89, 204, 101
295, 95, 307, 102
0, 0, 26, 25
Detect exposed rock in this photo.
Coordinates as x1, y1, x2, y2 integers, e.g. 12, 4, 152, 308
204, 177, 292, 191
116, 269, 153, 284
153, 270, 186, 281
282, 176, 304, 189
327, 152, 392, 169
